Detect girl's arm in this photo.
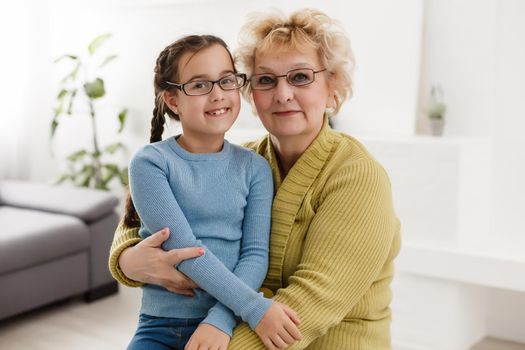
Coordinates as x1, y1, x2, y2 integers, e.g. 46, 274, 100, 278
201, 155, 273, 336
129, 145, 272, 330
228, 160, 400, 349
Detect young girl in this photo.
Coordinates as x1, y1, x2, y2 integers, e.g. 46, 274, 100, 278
124, 35, 301, 350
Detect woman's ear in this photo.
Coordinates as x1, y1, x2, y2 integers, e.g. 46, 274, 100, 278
325, 75, 337, 109
162, 90, 179, 114
326, 90, 337, 110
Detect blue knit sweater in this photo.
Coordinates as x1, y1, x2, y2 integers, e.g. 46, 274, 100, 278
129, 137, 274, 336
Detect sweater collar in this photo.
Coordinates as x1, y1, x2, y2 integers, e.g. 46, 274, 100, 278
264, 116, 335, 191
262, 116, 336, 289
168, 135, 231, 161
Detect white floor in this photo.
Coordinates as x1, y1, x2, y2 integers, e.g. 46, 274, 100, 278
0, 287, 523, 350
0, 287, 141, 349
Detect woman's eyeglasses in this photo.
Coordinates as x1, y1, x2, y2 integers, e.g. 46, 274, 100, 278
250, 68, 327, 90
165, 73, 247, 96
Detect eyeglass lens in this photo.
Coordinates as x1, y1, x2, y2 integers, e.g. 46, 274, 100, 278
184, 74, 245, 96
250, 69, 317, 90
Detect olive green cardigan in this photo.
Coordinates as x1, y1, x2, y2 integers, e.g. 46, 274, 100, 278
109, 119, 401, 349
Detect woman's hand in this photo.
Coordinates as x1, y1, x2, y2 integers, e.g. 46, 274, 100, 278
118, 228, 204, 296
255, 302, 302, 350
185, 323, 230, 350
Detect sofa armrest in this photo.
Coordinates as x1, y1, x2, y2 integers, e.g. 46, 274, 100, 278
0, 180, 119, 222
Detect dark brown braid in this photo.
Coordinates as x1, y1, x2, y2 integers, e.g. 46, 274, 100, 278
123, 35, 234, 228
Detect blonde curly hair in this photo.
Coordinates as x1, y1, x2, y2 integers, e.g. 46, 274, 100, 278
235, 8, 355, 116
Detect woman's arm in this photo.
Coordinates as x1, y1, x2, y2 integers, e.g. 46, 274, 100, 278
228, 160, 400, 349
109, 219, 201, 295
108, 220, 144, 287
129, 145, 273, 330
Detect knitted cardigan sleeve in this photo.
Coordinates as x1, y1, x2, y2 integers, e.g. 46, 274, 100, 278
228, 159, 398, 349
108, 220, 143, 287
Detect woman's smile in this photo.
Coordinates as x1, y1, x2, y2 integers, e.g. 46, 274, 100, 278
273, 110, 302, 117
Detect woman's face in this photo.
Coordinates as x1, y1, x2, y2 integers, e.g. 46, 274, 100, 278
251, 47, 332, 144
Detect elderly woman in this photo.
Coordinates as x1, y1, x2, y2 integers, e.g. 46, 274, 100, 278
110, 8, 400, 350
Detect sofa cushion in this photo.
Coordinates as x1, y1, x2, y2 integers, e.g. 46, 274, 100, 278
0, 181, 119, 222
0, 207, 90, 275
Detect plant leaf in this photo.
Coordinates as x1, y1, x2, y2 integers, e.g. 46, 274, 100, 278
80, 175, 92, 188
104, 142, 124, 154
54, 54, 78, 63
57, 89, 68, 100
104, 163, 120, 172
66, 89, 77, 115
67, 149, 88, 162
117, 108, 127, 133
100, 54, 117, 68
78, 164, 95, 188
83, 78, 105, 99
101, 163, 119, 186
50, 118, 59, 139
54, 173, 72, 184
119, 167, 129, 186
88, 33, 112, 55
61, 61, 81, 83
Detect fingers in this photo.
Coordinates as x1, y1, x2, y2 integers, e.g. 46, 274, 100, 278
276, 325, 295, 345
283, 319, 302, 342
282, 304, 301, 326
261, 337, 277, 350
270, 334, 288, 349
141, 227, 169, 247
173, 272, 199, 290
165, 286, 195, 297
167, 246, 205, 265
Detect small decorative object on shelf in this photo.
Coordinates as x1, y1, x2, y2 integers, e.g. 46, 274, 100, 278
427, 84, 447, 136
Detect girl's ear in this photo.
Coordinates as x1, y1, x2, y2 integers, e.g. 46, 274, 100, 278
162, 90, 179, 114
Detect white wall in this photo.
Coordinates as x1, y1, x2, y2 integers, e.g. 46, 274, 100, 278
418, 0, 525, 343
416, 0, 495, 138
15, 0, 422, 182
492, 0, 525, 246
487, 0, 525, 342
0, 1, 33, 179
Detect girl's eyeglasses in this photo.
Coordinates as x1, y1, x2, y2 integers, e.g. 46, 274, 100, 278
165, 73, 247, 96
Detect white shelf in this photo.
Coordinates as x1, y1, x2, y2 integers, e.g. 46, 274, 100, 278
397, 240, 525, 292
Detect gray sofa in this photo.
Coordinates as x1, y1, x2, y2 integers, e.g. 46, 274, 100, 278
0, 180, 120, 320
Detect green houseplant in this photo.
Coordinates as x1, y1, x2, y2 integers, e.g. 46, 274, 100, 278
51, 33, 129, 190
427, 85, 447, 136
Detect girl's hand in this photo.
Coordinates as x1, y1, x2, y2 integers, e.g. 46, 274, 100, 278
185, 323, 230, 350
119, 227, 204, 296
255, 302, 302, 350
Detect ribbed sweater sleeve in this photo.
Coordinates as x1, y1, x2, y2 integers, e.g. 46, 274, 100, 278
228, 160, 398, 349
108, 221, 143, 288
202, 155, 273, 336
129, 145, 273, 330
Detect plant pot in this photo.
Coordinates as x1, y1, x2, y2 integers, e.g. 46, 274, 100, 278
429, 118, 445, 136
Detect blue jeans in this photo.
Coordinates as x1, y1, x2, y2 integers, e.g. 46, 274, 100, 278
127, 314, 205, 350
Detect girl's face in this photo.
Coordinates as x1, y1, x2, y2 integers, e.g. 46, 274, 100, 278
167, 44, 241, 140
251, 47, 332, 144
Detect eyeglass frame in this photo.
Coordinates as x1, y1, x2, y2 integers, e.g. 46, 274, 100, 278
249, 68, 327, 90
165, 73, 248, 96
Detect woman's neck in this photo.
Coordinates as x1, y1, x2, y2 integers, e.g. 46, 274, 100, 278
177, 132, 224, 153
270, 134, 313, 178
